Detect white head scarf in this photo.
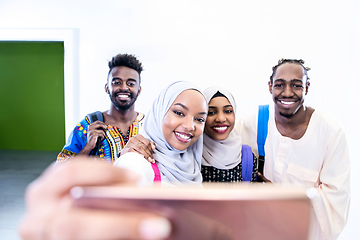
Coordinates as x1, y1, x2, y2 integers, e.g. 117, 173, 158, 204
140, 81, 206, 185
202, 86, 242, 169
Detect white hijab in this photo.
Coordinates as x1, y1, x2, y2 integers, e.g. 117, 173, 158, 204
202, 86, 243, 169
140, 81, 205, 185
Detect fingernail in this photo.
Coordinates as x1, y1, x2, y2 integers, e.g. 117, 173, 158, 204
139, 217, 171, 240
148, 157, 154, 163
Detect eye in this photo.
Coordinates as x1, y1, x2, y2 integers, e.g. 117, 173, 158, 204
173, 110, 184, 116
274, 83, 283, 88
196, 117, 205, 123
207, 111, 216, 116
224, 109, 233, 114
127, 81, 136, 87
293, 84, 303, 90
112, 80, 121, 85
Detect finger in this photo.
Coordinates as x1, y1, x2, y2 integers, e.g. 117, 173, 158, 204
50, 209, 172, 240
28, 160, 141, 200
89, 121, 107, 131
123, 138, 154, 162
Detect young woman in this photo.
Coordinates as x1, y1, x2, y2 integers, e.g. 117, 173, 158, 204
114, 81, 208, 186
201, 86, 257, 182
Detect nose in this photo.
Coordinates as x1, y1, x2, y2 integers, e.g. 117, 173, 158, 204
282, 84, 294, 97
182, 116, 195, 131
215, 112, 226, 122
119, 82, 129, 91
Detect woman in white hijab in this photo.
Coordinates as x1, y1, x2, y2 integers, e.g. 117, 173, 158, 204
114, 81, 207, 186
201, 86, 257, 182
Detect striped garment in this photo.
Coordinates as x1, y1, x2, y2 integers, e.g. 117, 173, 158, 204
56, 112, 144, 163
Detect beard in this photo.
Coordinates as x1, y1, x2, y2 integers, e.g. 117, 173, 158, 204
109, 90, 139, 111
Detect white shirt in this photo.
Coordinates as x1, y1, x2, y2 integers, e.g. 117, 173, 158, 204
113, 152, 175, 187
237, 106, 351, 240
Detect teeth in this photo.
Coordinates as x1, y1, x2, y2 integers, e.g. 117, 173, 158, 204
175, 132, 191, 140
281, 101, 294, 105
117, 94, 129, 98
213, 126, 228, 131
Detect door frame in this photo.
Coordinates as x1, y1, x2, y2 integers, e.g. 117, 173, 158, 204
0, 28, 79, 138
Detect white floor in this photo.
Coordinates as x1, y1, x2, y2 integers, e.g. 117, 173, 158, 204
0, 150, 56, 240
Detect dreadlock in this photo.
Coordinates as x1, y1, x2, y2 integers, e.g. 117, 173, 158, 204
270, 58, 311, 83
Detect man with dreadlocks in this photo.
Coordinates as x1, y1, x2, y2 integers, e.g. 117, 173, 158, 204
57, 53, 145, 163
237, 59, 350, 240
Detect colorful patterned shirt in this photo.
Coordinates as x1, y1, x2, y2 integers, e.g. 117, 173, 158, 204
56, 112, 145, 163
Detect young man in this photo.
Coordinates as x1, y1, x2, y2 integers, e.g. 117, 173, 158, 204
57, 53, 145, 163
237, 59, 350, 240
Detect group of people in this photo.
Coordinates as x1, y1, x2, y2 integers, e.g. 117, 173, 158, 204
19, 54, 350, 240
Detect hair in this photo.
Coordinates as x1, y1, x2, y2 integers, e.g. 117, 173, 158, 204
211, 91, 227, 100
108, 53, 143, 81
270, 58, 311, 83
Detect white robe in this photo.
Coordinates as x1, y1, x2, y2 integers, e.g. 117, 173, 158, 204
237, 105, 351, 240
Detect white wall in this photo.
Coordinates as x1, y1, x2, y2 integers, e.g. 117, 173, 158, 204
1, 0, 359, 239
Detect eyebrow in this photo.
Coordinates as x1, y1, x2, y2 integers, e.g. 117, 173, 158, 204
174, 103, 207, 115
208, 105, 233, 108
111, 77, 137, 81
274, 78, 303, 83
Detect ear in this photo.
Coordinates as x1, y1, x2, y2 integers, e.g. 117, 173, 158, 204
137, 86, 142, 96
268, 81, 273, 94
305, 80, 310, 95
105, 83, 109, 94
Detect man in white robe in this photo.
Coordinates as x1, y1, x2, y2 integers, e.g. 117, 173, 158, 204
237, 59, 350, 240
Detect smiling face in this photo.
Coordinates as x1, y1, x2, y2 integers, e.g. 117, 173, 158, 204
269, 63, 309, 118
204, 96, 235, 141
105, 66, 141, 111
162, 89, 207, 151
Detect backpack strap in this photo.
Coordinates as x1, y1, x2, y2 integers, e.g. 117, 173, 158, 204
85, 111, 104, 156
241, 145, 253, 182
86, 111, 104, 123
257, 105, 269, 175
151, 162, 161, 184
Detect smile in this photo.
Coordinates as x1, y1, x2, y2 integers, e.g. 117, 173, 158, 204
116, 93, 130, 100
278, 99, 297, 108
174, 131, 193, 143
211, 125, 229, 134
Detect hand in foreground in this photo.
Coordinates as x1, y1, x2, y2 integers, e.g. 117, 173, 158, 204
120, 134, 156, 163
19, 158, 171, 240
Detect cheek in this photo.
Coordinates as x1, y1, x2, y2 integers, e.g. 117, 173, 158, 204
194, 123, 205, 139
228, 115, 235, 128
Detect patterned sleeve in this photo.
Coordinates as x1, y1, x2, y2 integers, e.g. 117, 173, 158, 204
56, 118, 89, 163
251, 153, 258, 182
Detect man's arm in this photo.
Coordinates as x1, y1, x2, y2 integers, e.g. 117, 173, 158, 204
311, 127, 351, 240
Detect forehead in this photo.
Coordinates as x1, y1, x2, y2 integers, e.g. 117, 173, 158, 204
109, 66, 139, 81
208, 96, 231, 107
273, 63, 306, 81
173, 89, 207, 111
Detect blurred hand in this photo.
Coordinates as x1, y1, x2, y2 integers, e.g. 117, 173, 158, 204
19, 158, 171, 240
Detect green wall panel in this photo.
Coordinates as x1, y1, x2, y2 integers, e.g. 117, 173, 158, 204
0, 41, 65, 151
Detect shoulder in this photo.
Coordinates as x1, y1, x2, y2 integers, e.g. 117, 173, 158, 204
114, 152, 154, 186
114, 152, 153, 173
311, 109, 345, 133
